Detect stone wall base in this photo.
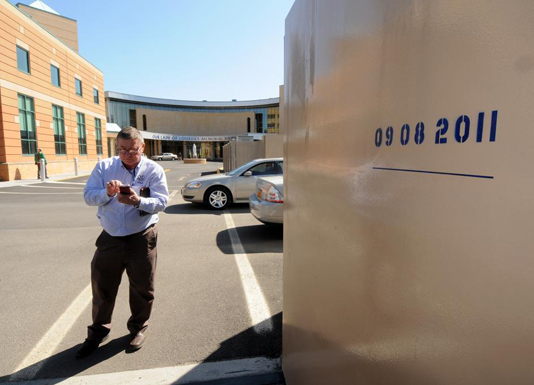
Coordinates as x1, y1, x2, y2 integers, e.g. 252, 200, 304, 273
183, 158, 207, 164
0, 159, 99, 181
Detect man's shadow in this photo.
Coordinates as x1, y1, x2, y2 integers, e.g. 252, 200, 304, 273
1, 335, 131, 383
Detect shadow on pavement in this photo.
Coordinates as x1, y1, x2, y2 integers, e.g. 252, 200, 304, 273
1, 315, 284, 384
217, 224, 283, 255
165, 203, 250, 216
0, 335, 131, 383
174, 312, 284, 384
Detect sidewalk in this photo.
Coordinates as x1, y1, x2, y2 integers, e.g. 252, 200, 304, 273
0, 172, 91, 189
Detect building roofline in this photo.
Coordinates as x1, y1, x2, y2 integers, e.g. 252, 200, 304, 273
16, 2, 78, 22
7, 1, 103, 75
105, 91, 279, 108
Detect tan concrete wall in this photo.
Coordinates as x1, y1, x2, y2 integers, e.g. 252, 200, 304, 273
283, 1, 534, 384
17, 4, 79, 52
262, 134, 283, 158
0, 1, 106, 181
222, 141, 262, 172
222, 143, 231, 172
137, 108, 254, 136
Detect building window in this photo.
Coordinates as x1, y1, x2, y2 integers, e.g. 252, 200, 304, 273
255, 113, 263, 133
143, 114, 147, 131
94, 88, 99, 104
52, 105, 66, 155
107, 137, 112, 158
17, 46, 30, 74
18, 94, 37, 155
75, 78, 83, 96
247, 117, 251, 133
51, 65, 60, 87
129, 109, 137, 127
95, 118, 103, 155
77, 112, 87, 155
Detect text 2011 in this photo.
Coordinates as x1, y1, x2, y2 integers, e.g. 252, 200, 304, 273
374, 110, 498, 147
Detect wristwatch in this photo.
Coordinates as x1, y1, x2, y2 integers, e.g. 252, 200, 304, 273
134, 199, 141, 209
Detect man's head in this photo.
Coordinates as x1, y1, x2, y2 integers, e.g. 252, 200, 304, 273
38, 148, 42, 153
117, 127, 145, 169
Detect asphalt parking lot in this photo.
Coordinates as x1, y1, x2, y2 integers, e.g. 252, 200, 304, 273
0, 160, 284, 384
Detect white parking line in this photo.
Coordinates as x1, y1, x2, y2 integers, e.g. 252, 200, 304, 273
11, 285, 92, 381
47, 181, 87, 185
168, 190, 178, 203
223, 211, 273, 334
23, 185, 84, 189
0, 191, 82, 195
179, 176, 185, 181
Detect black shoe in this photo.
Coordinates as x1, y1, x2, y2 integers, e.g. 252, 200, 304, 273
75, 335, 109, 358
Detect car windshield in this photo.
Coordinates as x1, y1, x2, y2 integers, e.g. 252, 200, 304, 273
227, 160, 261, 176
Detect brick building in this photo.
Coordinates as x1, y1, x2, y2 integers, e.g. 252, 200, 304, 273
0, 0, 106, 181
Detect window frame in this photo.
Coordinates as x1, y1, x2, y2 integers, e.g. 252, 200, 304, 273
16, 46, 30, 74
243, 161, 281, 176
93, 88, 99, 104
52, 105, 66, 155
75, 78, 83, 97
51, 64, 61, 87
77, 112, 87, 155
18, 94, 37, 155
95, 117, 103, 155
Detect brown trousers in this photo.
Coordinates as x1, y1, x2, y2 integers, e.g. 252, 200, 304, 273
36, 163, 48, 178
88, 224, 158, 341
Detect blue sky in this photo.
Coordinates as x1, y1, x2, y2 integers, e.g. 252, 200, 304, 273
11, 0, 295, 101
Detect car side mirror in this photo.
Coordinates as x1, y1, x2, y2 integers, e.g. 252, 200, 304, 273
243, 171, 252, 177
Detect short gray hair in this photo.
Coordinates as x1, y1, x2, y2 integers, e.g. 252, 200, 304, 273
117, 126, 144, 143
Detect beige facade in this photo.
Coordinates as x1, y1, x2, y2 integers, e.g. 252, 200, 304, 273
106, 92, 282, 163
266, 106, 279, 133
16, 3, 79, 53
0, 1, 105, 181
136, 108, 255, 136
283, 0, 534, 384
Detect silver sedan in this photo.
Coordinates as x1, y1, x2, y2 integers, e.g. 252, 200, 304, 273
181, 158, 283, 209
249, 176, 284, 224
151, 153, 178, 161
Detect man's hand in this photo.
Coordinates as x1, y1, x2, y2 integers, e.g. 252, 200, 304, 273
106, 180, 122, 197
116, 189, 140, 206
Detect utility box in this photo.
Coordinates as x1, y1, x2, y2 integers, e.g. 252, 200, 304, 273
283, 1, 534, 384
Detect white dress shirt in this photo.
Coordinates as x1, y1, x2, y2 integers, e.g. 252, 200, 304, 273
84, 156, 169, 236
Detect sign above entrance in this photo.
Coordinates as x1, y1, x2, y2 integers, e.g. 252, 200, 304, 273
140, 131, 236, 142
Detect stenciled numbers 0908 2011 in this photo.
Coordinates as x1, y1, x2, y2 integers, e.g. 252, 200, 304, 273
374, 110, 498, 148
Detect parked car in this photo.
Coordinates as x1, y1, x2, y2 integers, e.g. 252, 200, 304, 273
181, 158, 283, 209
249, 176, 284, 224
151, 153, 178, 161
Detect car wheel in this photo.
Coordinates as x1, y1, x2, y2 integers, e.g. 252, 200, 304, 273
158, 157, 162, 161
205, 187, 232, 210
171, 157, 176, 161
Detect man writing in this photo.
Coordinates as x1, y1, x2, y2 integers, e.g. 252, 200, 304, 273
78, 126, 169, 358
